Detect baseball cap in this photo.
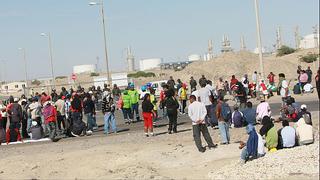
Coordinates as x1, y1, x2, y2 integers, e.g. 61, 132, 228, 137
301, 104, 307, 110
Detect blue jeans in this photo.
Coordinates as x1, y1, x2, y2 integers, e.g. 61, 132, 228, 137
104, 112, 117, 134
131, 103, 140, 121
241, 146, 249, 161
218, 121, 230, 143
86, 113, 94, 131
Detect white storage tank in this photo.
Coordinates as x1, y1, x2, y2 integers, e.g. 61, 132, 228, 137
139, 58, 162, 71
73, 64, 96, 74
188, 54, 201, 61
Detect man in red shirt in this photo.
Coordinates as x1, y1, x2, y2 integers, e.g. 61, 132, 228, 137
230, 75, 238, 90
43, 101, 58, 142
267, 72, 275, 86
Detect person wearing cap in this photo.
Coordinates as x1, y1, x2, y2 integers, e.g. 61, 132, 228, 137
128, 84, 140, 122
297, 104, 312, 126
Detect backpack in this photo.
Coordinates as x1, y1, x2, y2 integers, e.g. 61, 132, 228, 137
303, 113, 312, 125
232, 111, 243, 127
221, 103, 232, 121
293, 84, 301, 94
43, 105, 55, 120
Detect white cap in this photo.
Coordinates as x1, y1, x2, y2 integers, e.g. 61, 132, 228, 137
14, 97, 19, 102
31, 121, 38, 126
89, 91, 93, 94
301, 104, 307, 110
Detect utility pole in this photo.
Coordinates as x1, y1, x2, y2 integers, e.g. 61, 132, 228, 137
276, 26, 282, 49
240, 35, 246, 51
254, 0, 265, 80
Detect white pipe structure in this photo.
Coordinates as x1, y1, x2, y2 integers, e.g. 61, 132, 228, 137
41, 32, 55, 89
89, 0, 112, 86
18, 48, 28, 96
254, 0, 265, 80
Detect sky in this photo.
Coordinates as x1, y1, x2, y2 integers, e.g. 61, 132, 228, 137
0, 0, 319, 81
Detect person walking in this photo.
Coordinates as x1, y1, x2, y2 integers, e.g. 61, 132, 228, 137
142, 94, 154, 137
165, 88, 179, 134
267, 72, 275, 86
188, 95, 217, 152
121, 89, 133, 124
102, 91, 117, 135
167, 76, 176, 90
216, 96, 231, 145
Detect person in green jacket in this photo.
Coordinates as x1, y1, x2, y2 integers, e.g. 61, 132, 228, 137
128, 83, 140, 122
260, 116, 278, 152
122, 90, 133, 124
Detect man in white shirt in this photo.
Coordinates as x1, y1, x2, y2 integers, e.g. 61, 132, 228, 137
279, 73, 290, 106
188, 95, 217, 152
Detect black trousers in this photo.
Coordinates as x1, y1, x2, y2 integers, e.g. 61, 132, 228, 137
1, 117, 7, 129
57, 115, 66, 130
193, 124, 215, 152
21, 117, 29, 138
181, 100, 187, 113
167, 110, 177, 132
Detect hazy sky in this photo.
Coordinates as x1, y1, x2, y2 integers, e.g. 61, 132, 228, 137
0, 0, 318, 81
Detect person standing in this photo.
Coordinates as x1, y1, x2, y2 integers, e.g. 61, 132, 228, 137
178, 83, 187, 114
0, 101, 7, 132
306, 66, 312, 83
199, 75, 207, 86
102, 91, 117, 135
216, 96, 231, 145
122, 89, 133, 124
42, 101, 58, 142
83, 93, 95, 133
252, 71, 258, 85
167, 76, 176, 90
230, 75, 238, 89
315, 68, 320, 99
190, 76, 197, 93
241, 74, 249, 95
267, 72, 275, 86
142, 94, 154, 137
165, 88, 179, 134
150, 88, 158, 120
128, 84, 140, 122
278, 73, 290, 106
6, 97, 23, 141
216, 78, 225, 99
235, 82, 247, 109
70, 94, 86, 137
188, 95, 217, 152
55, 96, 66, 132
112, 84, 122, 105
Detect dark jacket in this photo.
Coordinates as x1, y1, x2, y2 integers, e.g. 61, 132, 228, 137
165, 96, 179, 112
8, 103, 23, 123
142, 100, 154, 113
83, 98, 95, 114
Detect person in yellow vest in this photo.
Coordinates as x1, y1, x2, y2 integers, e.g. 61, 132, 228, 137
178, 83, 188, 114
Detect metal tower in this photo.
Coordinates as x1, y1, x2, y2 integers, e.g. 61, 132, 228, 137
294, 26, 301, 49
240, 35, 246, 51
276, 27, 282, 49
126, 46, 135, 72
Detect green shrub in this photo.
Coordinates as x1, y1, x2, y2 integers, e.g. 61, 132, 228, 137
90, 72, 100, 77
127, 71, 156, 78
276, 45, 295, 57
55, 76, 67, 80
300, 54, 319, 63
31, 79, 41, 86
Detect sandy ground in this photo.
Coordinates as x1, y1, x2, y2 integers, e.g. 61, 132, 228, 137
0, 94, 319, 179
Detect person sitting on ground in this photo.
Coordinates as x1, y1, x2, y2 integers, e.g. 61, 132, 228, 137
188, 95, 217, 152
277, 120, 296, 149
279, 97, 298, 123
297, 104, 312, 126
295, 118, 314, 146
231, 105, 244, 128
242, 102, 256, 125
259, 116, 278, 152
239, 124, 258, 163
142, 94, 154, 137
256, 100, 271, 124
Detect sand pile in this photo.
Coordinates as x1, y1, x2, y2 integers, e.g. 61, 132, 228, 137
208, 141, 319, 179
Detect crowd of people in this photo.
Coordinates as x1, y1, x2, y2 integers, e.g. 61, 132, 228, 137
0, 68, 318, 165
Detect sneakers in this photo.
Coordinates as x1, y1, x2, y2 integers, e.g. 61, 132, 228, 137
93, 126, 98, 131
145, 133, 149, 137
71, 132, 79, 137
86, 130, 93, 136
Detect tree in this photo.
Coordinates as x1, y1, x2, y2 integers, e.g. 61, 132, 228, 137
276, 45, 295, 57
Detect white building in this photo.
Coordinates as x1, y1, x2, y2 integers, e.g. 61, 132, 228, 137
73, 64, 96, 74
139, 58, 162, 71
0, 81, 27, 93
299, 34, 319, 49
93, 72, 128, 88
188, 54, 201, 62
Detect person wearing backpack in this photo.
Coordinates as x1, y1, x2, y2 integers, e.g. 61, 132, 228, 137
43, 101, 58, 142
297, 104, 312, 126
231, 105, 244, 128
216, 96, 231, 145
